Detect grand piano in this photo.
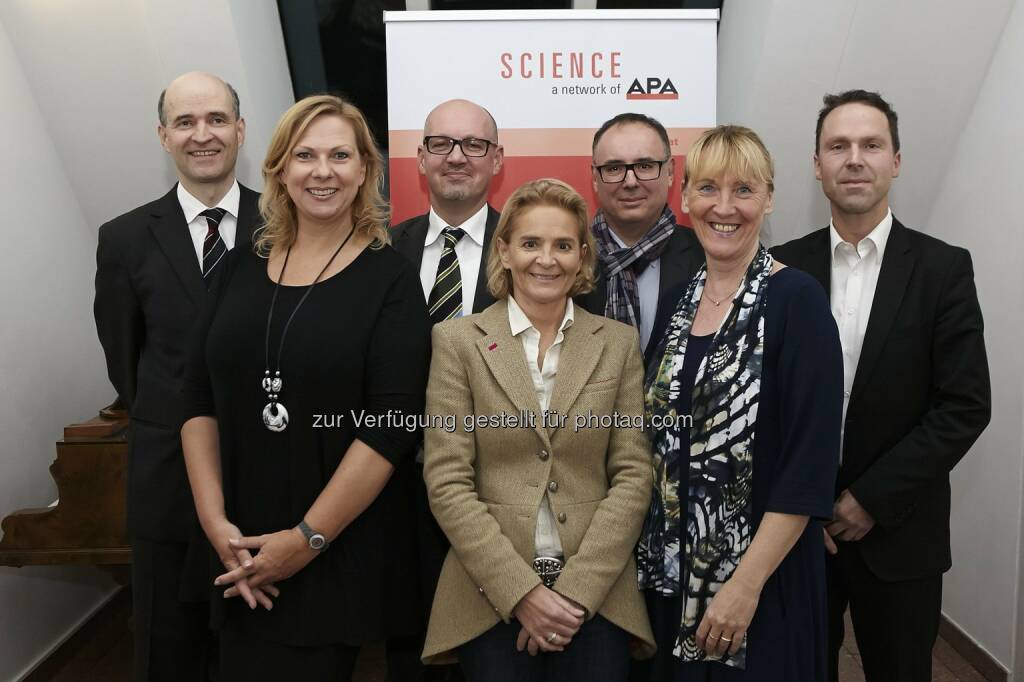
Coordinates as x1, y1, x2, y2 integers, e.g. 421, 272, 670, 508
0, 402, 132, 583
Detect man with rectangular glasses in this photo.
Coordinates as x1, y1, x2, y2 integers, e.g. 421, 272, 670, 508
390, 98, 504, 682
578, 113, 704, 359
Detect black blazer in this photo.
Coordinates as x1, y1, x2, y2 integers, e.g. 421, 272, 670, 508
576, 224, 705, 359
93, 184, 260, 539
771, 219, 990, 581
390, 205, 500, 315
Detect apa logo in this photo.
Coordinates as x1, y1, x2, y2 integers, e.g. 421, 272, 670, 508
626, 77, 679, 100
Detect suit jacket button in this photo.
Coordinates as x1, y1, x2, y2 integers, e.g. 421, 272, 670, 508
478, 586, 485, 595
557, 512, 567, 523
548, 481, 558, 493
538, 449, 549, 461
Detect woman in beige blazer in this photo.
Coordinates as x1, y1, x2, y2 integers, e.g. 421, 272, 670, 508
422, 178, 655, 681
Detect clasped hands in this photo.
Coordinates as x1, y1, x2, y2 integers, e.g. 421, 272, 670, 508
512, 584, 586, 656
823, 489, 875, 554
206, 518, 318, 610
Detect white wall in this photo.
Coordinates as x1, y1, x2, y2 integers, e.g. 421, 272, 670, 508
0, 18, 119, 682
924, 1, 1024, 676
0, 1, 293, 678
719, 0, 1022, 674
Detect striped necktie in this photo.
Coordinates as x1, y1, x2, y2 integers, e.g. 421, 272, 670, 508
200, 207, 228, 288
427, 227, 466, 324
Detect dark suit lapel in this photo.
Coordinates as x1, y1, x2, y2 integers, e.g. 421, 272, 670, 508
392, 214, 429, 269
149, 186, 205, 307
658, 227, 697, 301
799, 228, 832, 292
474, 302, 551, 449
235, 184, 261, 249
851, 220, 915, 399
471, 206, 500, 313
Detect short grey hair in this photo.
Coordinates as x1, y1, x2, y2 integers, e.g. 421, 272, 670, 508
158, 79, 241, 126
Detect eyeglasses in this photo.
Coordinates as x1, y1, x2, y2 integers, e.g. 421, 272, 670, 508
423, 136, 496, 157
593, 159, 669, 183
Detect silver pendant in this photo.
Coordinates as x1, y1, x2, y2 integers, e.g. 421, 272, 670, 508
261, 376, 283, 393
262, 402, 289, 432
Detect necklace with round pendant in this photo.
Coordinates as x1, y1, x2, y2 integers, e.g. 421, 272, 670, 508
261, 228, 354, 432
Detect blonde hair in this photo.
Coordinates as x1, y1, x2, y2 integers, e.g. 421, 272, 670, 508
683, 125, 775, 194
486, 178, 597, 300
255, 95, 389, 255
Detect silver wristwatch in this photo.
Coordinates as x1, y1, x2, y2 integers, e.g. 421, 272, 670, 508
297, 520, 329, 551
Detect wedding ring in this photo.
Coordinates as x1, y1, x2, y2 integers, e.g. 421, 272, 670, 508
547, 632, 558, 644
708, 633, 720, 640
720, 636, 733, 643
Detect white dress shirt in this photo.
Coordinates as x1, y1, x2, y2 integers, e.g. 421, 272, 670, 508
609, 228, 660, 350
418, 203, 488, 315
508, 295, 574, 558
829, 208, 893, 458
178, 181, 240, 266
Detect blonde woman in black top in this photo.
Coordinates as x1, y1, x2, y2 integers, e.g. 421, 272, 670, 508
182, 95, 430, 679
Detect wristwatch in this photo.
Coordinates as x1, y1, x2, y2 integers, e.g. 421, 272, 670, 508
297, 520, 329, 552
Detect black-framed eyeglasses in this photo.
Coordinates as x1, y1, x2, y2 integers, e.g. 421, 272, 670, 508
423, 136, 496, 157
593, 159, 670, 183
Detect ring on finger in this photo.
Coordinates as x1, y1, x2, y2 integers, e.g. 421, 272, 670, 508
720, 636, 733, 643
546, 632, 558, 644
707, 633, 720, 640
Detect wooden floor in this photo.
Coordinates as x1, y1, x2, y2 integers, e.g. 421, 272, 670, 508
30, 591, 992, 681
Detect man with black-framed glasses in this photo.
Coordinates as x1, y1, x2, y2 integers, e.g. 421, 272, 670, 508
578, 113, 704, 359
391, 97, 503, 682
392, 98, 504, 324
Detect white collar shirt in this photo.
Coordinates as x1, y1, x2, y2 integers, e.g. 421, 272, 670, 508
178, 181, 240, 266
508, 295, 574, 558
418, 204, 488, 316
829, 208, 893, 459
609, 227, 660, 351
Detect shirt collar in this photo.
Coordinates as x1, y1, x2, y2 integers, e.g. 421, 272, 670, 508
608, 228, 629, 250
425, 203, 489, 247
177, 180, 240, 224
507, 296, 575, 337
829, 208, 893, 257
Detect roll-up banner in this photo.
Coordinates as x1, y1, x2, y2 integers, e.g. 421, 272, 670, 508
384, 9, 718, 225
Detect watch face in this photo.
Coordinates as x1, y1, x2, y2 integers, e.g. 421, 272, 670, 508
310, 534, 326, 550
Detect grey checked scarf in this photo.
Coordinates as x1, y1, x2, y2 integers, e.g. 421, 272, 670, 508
639, 244, 773, 670
591, 206, 677, 330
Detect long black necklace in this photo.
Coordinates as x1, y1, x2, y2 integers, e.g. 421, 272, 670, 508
261, 228, 354, 432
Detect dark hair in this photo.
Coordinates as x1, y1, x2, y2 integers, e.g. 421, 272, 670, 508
815, 89, 899, 153
592, 112, 671, 159
158, 79, 241, 126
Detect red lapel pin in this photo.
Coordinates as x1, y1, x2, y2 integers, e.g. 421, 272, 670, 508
487, 343, 498, 351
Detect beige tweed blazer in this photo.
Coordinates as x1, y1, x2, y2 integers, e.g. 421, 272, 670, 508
422, 299, 656, 664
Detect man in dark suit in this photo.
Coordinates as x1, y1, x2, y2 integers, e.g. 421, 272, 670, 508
390, 98, 503, 681
391, 98, 502, 316
578, 113, 704, 359
771, 89, 990, 682
93, 71, 261, 681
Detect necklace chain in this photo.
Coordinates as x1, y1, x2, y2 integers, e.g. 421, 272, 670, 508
703, 276, 743, 307
261, 228, 356, 431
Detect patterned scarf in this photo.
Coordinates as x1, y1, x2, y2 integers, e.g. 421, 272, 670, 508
638, 244, 773, 669
591, 206, 677, 330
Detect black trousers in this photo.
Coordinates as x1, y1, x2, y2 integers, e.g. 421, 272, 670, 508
131, 536, 212, 681
414, 462, 464, 682
826, 541, 942, 682
220, 625, 423, 681
458, 616, 631, 682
